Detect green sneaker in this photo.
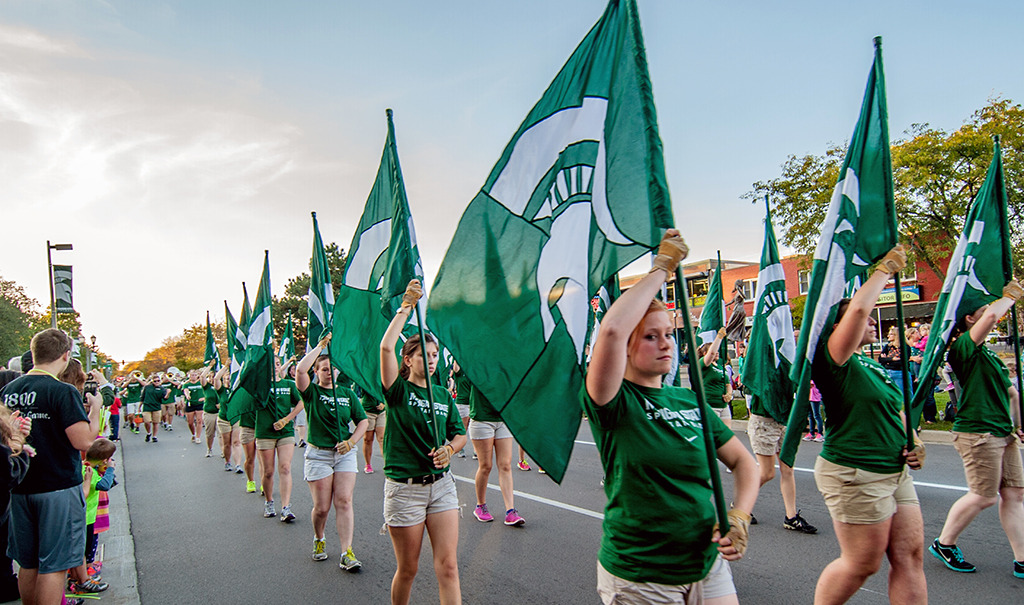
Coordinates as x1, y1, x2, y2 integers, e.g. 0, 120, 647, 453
312, 537, 328, 561
340, 548, 362, 572
246, 480, 256, 493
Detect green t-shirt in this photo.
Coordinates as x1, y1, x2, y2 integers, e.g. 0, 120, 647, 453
452, 367, 472, 408
140, 385, 167, 412
203, 385, 219, 414
168, 384, 183, 401
948, 333, 1013, 437
217, 386, 230, 421
256, 379, 302, 440
300, 383, 367, 449
813, 340, 906, 474
689, 358, 728, 409
580, 379, 734, 585
183, 382, 204, 407
239, 410, 256, 429
749, 394, 770, 418
124, 382, 142, 404
362, 392, 384, 415
469, 385, 502, 422
382, 376, 466, 481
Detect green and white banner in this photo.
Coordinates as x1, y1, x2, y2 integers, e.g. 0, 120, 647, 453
781, 38, 899, 466
307, 212, 335, 352
279, 310, 296, 365
204, 310, 220, 369
697, 255, 725, 346
53, 265, 74, 313
427, 0, 673, 483
234, 252, 275, 409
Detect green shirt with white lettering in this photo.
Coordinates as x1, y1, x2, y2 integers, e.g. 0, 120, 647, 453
813, 340, 906, 474
256, 379, 302, 440
580, 379, 734, 585
948, 333, 1013, 437
183, 382, 204, 407
124, 382, 142, 404
300, 383, 366, 449
382, 376, 465, 481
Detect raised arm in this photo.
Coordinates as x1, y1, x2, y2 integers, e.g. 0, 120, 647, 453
703, 327, 727, 367
296, 334, 330, 392
381, 280, 421, 391
586, 230, 688, 406
968, 281, 1021, 345
828, 245, 906, 366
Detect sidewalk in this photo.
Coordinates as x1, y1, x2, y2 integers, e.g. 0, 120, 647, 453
729, 419, 954, 444
96, 442, 141, 605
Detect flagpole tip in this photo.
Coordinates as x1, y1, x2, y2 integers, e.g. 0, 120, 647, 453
386, 108, 393, 118
873, 36, 882, 48
993, 134, 1001, 144
311, 211, 316, 218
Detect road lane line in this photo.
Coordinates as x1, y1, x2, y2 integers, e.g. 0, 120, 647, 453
451, 474, 605, 520
786, 465, 968, 492
575, 440, 596, 446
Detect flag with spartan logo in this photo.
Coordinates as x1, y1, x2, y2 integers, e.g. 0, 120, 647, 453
910, 137, 1014, 423
279, 310, 296, 366
742, 200, 797, 424
426, 0, 673, 483
781, 37, 899, 467
331, 109, 424, 404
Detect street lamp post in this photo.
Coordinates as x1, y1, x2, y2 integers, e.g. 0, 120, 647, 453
46, 241, 73, 329
86, 335, 96, 373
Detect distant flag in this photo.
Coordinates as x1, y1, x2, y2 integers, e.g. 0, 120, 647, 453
781, 37, 899, 466
204, 311, 220, 369
586, 274, 621, 362
426, 0, 674, 483
331, 109, 424, 403
910, 137, 1014, 423
240, 283, 253, 336
742, 199, 796, 424
279, 310, 296, 365
234, 252, 275, 409
53, 265, 74, 313
697, 253, 726, 346
307, 212, 335, 352
224, 302, 243, 381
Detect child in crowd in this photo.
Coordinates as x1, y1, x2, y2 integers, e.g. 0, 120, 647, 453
68, 439, 117, 595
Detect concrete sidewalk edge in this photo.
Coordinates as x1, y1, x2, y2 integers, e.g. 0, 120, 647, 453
101, 442, 141, 605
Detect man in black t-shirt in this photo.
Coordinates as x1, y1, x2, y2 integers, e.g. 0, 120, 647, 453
0, 329, 101, 605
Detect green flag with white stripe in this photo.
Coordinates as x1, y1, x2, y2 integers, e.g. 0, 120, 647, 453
204, 310, 220, 370
307, 212, 335, 352
781, 37, 899, 467
426, 0, 673, 483
234, 252, 274, 409
279, 310, 296, 365
697, 255, 725, 346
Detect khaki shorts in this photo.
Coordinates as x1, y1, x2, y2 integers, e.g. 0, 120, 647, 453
256, 436, 295, 450
365, 410, 386, 431
596, 555, 734, 605
383, 472, 458, 527
142, 411, 161, 423
748, 414, 785, 457
469, 419, 512, 440
240, 426, 256, 445
217, 418, 238, 435
952, 432, 1024, 499
161, 403, 175, 413
814, 456, 919, 524
203, 414, 218, 440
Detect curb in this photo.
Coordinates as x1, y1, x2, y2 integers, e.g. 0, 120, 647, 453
100, 441, 141, 605
728, 419, 954, 445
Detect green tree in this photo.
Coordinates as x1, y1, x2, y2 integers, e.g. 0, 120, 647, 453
0, 276, 41, 363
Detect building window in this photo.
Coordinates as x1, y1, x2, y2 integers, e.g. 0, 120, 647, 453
798, 270, 810, 295
741, 278, 757, 301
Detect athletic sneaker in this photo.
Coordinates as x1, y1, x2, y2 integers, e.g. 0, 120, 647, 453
1014, 559, 1024, 579
281, 506, 296, 523
537, 467, 546, 475
518, 460, 531, 471
473, 504, 493, 522
472, 452, 478, 460
151, 436, 158, 443
312, 537, 328, 561
340, 548, 362, 572
784, 511, 818, 534
145, 434, 150, 443
206, 449, 212, 458
802, 433, 813, 442
264, 500, 276, 518
456, 449, 465, 458
364, 464, 374, 474
235, 465, 244, 474
246, 480, 257, 493
813, 433, 825, 443
69, 579, 108, 594
224, 462, 233, 472
929, 539, 976, 572
504, 509, 526, 526
66, 598, 85, 605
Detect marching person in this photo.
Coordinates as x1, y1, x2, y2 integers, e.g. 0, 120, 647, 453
297, 334, 367, 571
810, 244, 927, 605
690, 328, 734, 420
583, 231, 758, 605
139, 374, 169, 443
380, 280, 467, 605
469, 383, 525, 526
257, 354, 303, 522
930, 280, 1024, 578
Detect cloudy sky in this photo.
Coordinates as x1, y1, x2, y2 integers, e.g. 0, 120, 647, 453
1, 0, 1021, 362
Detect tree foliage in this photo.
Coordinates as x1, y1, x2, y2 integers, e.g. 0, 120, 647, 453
747, 98, 1024, 278
0, 277, 40, 364
129, 321, 227, 376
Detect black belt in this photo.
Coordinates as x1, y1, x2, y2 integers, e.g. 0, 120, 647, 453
398, 472, 447, 485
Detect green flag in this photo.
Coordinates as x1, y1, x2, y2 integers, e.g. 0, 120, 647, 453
279, 310, 296, 365
204, 310, 220, 370
426, 0, 673, 483
234, 252, 274, 410
742, 200, 796, 424
781, 37, 899, 467
307, 212, 335, 352
224, 302, 243, 382
910, 138, 1014, 422
331, 109, 424, 403
697, 254, 725, 346
585, 274, 620, 361
240, 283, 252, 335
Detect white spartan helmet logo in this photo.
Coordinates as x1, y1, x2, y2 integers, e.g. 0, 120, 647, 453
488, 97, 632, 363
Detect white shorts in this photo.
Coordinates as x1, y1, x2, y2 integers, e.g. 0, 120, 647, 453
126, 403, 139, 415
456, 404, 470, 419
469, 419, 512, 440
294, 409, 307, 427
383, 473, 459, 527
713, 405, 732, 421
303, 446, 356, 481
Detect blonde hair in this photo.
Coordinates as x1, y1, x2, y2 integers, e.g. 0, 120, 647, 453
0, 407, 26, 455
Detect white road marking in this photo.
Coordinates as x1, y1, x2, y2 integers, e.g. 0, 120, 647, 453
451, 474, 604, 520
574, 440, 596, 446
787, 465, 968, 492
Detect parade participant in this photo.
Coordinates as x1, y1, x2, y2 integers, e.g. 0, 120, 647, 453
361, 390, 386, 473
297, 334, 367, 571
139, 374, 169, 443
213, 365, 242, 473
810, 244, 927, 605
469, 384, 525, 526
380, 280, 467, 605
239, 389, 259, 492
257, 354, 303, 522
583, 230, 757, 605
161, 375, 179, 431
200, 365, 219, 457
122, 374, 143, 434
183, 371, 205, 444
690, 328, 733, 420
930, 280, 1024, 578
450, 360, 472, 459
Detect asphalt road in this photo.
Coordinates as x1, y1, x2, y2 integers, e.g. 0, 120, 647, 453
121, 420, 1024, 604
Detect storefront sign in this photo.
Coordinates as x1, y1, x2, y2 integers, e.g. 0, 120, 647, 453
877, 286, 920, 304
